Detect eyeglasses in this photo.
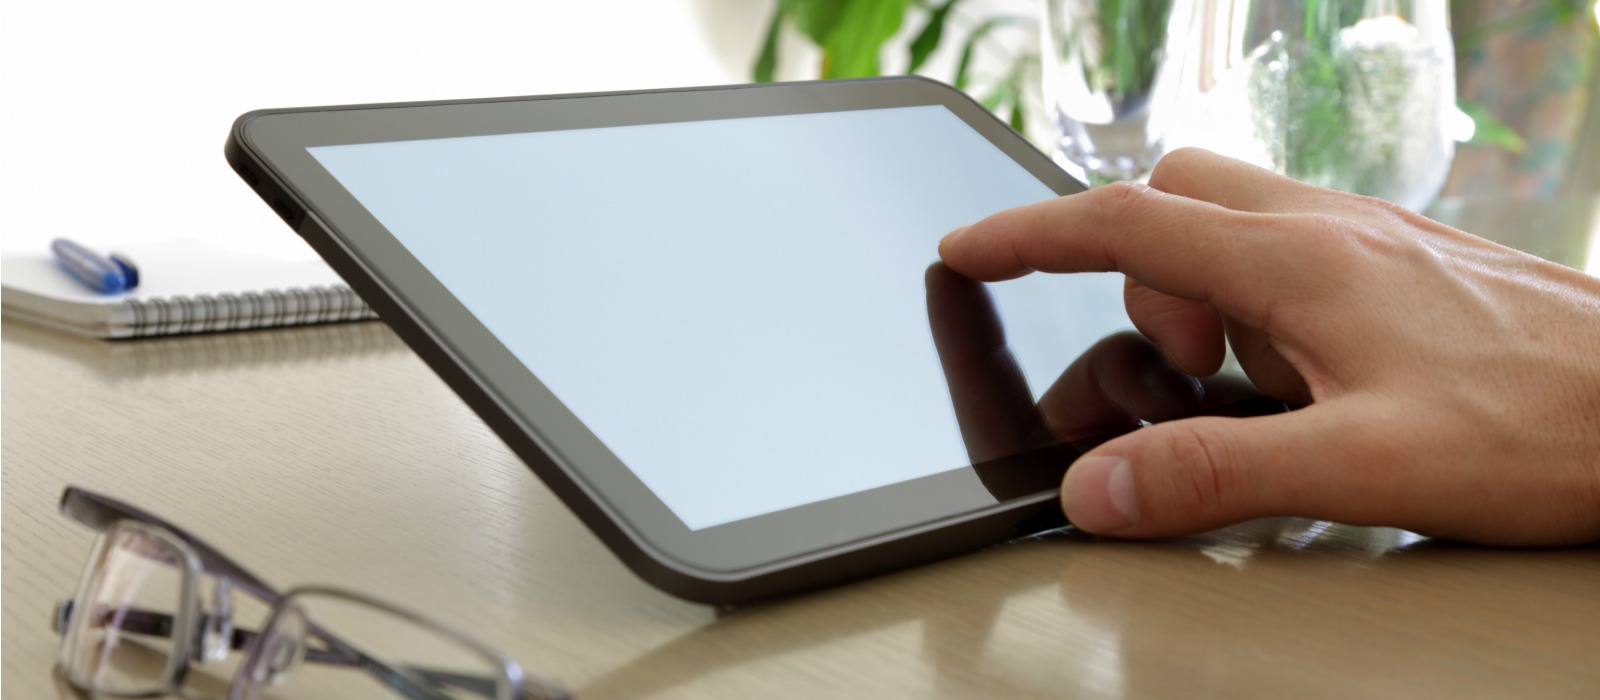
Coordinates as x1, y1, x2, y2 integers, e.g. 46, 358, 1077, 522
50, 486, 569, 699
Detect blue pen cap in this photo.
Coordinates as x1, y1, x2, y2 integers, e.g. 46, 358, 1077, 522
109, 254, 139, 290
98, 269, 125, 293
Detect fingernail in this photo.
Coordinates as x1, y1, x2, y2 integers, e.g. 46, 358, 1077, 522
939, 225, 970, 246
1064, 456, 1139, 533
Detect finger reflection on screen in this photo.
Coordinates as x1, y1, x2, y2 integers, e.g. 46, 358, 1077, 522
925, 262, 1278, 501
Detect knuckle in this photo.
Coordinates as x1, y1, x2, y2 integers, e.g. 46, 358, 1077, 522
1150, 424, 1237, 520
1088, 181, 1157, 222
1346, 191, 1426, 227
1148, 148, 1210, 188
1283, 213, 1422, 270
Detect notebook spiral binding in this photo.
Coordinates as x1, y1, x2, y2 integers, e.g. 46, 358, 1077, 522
124, 285, 376, 337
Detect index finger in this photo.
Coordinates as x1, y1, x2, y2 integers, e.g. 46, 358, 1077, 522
937, 182, 1303, 323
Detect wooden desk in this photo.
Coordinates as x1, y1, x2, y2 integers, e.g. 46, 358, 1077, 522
4, 198, 1598, 698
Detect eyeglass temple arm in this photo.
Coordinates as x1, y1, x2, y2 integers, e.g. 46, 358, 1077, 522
295, 626, 500, 700
51, 600, 504, 699
60, 487, 279, 605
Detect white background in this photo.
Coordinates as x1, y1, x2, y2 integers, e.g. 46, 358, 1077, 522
0, 1, 774, 259
0, 0, 1030, 260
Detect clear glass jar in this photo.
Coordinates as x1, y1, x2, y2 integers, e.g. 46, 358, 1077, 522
1171, 1, 1456, 211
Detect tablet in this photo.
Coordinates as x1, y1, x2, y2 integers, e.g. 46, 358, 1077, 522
226, 78, 1274, 603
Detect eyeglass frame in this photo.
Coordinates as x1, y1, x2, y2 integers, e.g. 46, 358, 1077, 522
50, 485, 561, 700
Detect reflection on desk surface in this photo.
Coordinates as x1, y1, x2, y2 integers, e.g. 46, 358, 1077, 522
578, 518, 1599, 698
2, 319, 408, 382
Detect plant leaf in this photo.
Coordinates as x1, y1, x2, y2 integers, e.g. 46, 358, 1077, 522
907, 0, 961, 74
753, 4, 785, 83
822, 0, 909, 78
1007, 71, 1026, 132
789, 0, 847, 46
1460, 101, 1527, 153
979, 73, 1013, 112
953, 15, 1029, 91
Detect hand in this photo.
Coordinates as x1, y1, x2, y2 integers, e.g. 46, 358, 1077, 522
938, 148, 1600, 546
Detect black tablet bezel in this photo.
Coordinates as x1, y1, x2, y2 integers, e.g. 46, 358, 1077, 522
228, 78, 1094, 602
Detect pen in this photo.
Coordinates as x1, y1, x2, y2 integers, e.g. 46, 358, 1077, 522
50, 238, 139, 294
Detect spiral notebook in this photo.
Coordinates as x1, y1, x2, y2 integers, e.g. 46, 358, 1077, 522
1, 240, 376, 339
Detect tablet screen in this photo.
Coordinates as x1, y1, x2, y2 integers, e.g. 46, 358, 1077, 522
308, 105, 1129, 530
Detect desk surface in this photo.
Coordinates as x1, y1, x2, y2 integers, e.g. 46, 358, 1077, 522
4, 197, 1599, 699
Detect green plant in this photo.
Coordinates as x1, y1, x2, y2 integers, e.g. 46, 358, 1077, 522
751, 0, 1581, 157
1246, 0, 1590, 200
752, 0, 1036, 130
1056, 0, 1174, 102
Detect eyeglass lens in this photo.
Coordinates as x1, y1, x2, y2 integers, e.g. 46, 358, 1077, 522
234, 590, 512, 700
60, 524, 190, 695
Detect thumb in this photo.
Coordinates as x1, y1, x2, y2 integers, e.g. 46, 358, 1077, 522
1062, 406, 1373, 537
